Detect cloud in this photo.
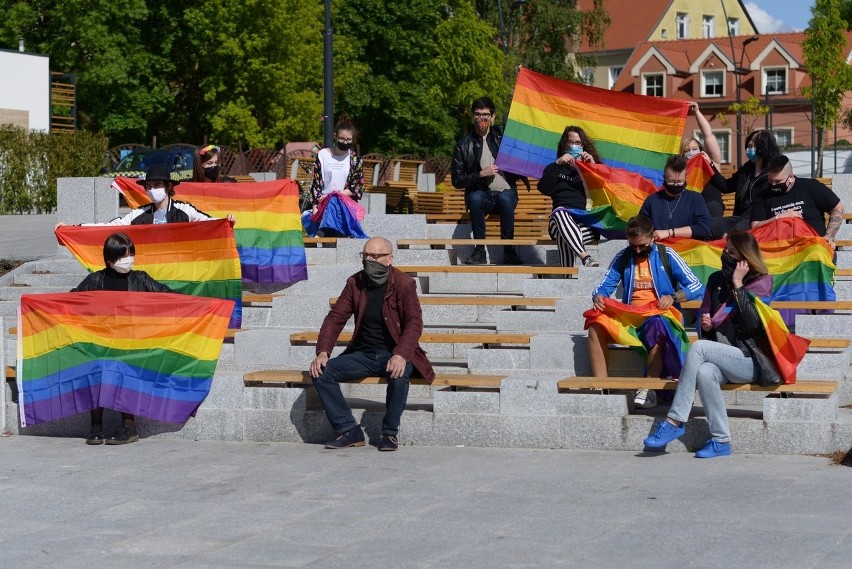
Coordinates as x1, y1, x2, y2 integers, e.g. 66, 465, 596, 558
746, 2, 793, 33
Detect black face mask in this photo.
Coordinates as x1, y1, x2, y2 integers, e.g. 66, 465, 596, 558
204, 165, 220, 180
663, 183, 685, 195
362, 259, 389, 286
633, 245, 652, 258
769, 179, 789, 193
720, 251, 739, 282
337, 141, 353, 152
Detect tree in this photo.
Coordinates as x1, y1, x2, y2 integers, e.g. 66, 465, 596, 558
802, 0, 852, 176
840, 0, 852, 29
715, 97, 770, 138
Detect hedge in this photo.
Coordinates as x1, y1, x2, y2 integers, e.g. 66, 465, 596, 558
0, 126, 108, 214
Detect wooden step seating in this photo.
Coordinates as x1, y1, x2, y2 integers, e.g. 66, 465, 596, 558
397, 238, 555, 249
558, 376, 837, 394
329, 295, 558, 308
393, 265, 578, 277
289, 331, 532, 348
681, 300, 852, 310
244, 369, 505, 390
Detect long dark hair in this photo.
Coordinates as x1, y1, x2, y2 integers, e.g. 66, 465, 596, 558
192, 144, 221, 182
727, 229, 768, 277
556, 125, 601, 163
749, 130, 780, 166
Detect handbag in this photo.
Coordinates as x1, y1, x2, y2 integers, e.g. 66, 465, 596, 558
740, 336, 782, 387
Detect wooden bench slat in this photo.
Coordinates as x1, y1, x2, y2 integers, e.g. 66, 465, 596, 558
393, 265, 578, 275
243, 369, 505, 388
558, 377, 837, 393
397, 238, 555, 248
681, 300, 852, 310
289, 331, 531, 344
329, 296, 558, 307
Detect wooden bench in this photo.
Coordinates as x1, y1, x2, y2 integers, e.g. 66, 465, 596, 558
243, 369, 505, 390
289, 331, 532, 347
557, 376, 837, 395
681, 300, 852, 310
303, 237, 339, 247
393, 265, 578, 276
243, 293, 275, 305
365, 185, 413, 213
397, 238, 555, 249
329, 295, 559, 308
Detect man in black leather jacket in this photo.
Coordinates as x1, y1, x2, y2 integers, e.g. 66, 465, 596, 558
451, 96, 525, 265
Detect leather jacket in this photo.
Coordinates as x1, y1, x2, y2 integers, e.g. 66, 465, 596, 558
450, 124, 528, 209
71, 269, 173, 293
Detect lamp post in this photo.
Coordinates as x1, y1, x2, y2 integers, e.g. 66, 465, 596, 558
322, 0, 334, 148
496, 0, 527, 55
733, 35, 759, 165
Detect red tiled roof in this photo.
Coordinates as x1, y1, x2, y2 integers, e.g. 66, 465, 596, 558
611, 32, 852, 95
576, 0, 672, 53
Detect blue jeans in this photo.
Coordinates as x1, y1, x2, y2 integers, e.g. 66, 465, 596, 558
468, 188, 518, 239
667, 340, 756, 443
312, 350, 412, 436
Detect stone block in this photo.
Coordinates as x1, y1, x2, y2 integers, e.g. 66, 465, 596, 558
305, 247, 337, 265
242, 409, 303, 442
57, 177, 96, 225
557, 393, 629, 417
269, 295, 340, 329
14, 273, 81, 288
554, 297, 592, 332
234, 329, 294, 366
797, 350, 850, 379
243, 385, 308, 412
333, 237, 368, 260
467, 347, 529, 372
433, 388, 500, 414
426, 223, 470, 239
392, 249, 452, 266
362, 214, 427, 240
522, 278, 580, 298
241, 306, 271, 328
190, 408, 244, 441
495, 310, 559, 332
560, 415, 637, 451
419, 342, 454, 359
499, 376, 561, 415
427, 272, 498, 294
4, 401, 19, 435
529, 333, 587, 373
202, 372, 246, 408
360, 192, 386, 215
94, 176, 119, 222
762, 420, 834, 454
421, 303, 478, 324
763, 393, 838, 421
215, 343, 237, 371
496, 273, 530, 293
501, 415, 562, 448
432, 413, 503, 447
26, 258, 86, 274
795, 314, 852, 337
136, 416, 199, 440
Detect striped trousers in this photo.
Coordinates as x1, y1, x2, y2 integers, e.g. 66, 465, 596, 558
548, 208, 596, 267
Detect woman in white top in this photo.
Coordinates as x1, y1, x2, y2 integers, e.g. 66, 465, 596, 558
304, 117, 367, 238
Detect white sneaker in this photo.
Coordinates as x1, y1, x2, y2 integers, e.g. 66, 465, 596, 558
634, 389, 658, 409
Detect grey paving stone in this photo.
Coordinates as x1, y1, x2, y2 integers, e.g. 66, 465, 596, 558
499, 376, 561, 415
763, 393, 839, 421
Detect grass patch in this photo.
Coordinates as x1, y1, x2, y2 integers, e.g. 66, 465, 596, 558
822, 449, 852, 466
0, 259, 24, 278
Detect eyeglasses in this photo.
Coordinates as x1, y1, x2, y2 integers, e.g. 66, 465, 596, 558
473, 112, 492, 119
337, 138, 354, 144
360, 252, 392, 260
199, 144, 220, 156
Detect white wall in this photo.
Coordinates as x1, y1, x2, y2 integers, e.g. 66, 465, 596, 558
0, 49, 50, 132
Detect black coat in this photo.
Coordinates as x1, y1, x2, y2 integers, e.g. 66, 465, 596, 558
450, 125, 528, 209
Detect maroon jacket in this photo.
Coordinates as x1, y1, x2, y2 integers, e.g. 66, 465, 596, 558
316, 266, 435, 383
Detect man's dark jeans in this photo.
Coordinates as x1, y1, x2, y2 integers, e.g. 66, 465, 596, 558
312, 350, 413, 436
468, 188, 518, 239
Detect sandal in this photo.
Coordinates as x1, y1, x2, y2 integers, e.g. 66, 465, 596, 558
582, 256, 599, 267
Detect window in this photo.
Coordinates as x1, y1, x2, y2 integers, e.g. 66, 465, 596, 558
701, 70, 724, 97
661, 29, 668, 39
608, 66, 623, 89
695, 129, 731, 163
773, 129, 793, 147
676, 13, 689, 39
644, 74, 664, 97
580, 68, 595, 86
764, 67, 787, 95
703, 15, 715, 38
728, 18, 739, 36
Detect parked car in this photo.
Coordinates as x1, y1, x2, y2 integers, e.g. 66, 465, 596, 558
100, 145, 196, 181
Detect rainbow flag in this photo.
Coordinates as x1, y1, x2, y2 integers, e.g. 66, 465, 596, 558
566, 162, 659, 238
686, 154, 715, 194
17, 291, 233, 426
583, 298, 690, 378
112, 177, 308, 284
751, 294, 810, 384
56, 220, 243, 329
496, 68, 689, 185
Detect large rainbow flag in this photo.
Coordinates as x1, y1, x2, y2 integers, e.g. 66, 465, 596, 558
17, 291, 233, 426
583, 298, 690, 378
566, 161, 659, 238
751, 295, 810, 384
112, 177, 308, 284
662, 218, 836, 301
56, 220, 243, 329
496, 68, 689, 185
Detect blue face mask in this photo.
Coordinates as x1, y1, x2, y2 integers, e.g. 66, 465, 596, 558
745, 148, 757, 162
568, 144, 583, 159
685, 149, 699, 160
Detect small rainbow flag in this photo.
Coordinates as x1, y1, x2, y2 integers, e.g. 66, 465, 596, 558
17, 291, 233, 426
583, 298, 690, 378
496, 68, 688, 185
686, 154, 715, 194
112, 177, 308, 285
56, 220, 243, 329
566, 162, 659, 238
751, 294, 810, 384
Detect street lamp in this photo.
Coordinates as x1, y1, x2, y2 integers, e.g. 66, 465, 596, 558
733, 35, 759, 165
497, 0, 528, 54
322, 0, 334, 148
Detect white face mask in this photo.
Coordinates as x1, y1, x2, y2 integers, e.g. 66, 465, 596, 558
147, 187, 167, 204
111, 256, 134, 274
685, 149, 700, 159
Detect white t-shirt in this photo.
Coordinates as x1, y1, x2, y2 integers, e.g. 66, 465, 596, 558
317, 148, 351, 195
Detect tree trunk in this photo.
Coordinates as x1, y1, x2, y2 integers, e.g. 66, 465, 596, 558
816, 127, 824, 178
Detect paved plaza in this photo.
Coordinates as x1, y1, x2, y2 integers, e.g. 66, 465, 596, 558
1, 435, 850, 568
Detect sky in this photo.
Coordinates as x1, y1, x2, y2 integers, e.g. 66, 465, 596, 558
745, 1, 815, 33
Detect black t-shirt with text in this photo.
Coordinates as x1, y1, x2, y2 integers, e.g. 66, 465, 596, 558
750, 177, 840, 236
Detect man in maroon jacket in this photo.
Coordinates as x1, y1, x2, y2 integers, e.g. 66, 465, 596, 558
309, 236, 435, 451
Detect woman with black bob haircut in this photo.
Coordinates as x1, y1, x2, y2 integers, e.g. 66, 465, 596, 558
71, 232, 173, 445
721, 130, 780, 233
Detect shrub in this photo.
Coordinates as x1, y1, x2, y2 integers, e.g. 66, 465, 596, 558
0, 126, 108, 214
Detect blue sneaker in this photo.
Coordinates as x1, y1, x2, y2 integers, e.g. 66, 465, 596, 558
643, 420, 685, 448
695, 440, 732, 458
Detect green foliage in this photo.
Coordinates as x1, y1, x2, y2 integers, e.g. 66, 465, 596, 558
0, 126, 107, 214
840, 0, 852, 29
803, 0, 852, 175
715, 97, 770, 136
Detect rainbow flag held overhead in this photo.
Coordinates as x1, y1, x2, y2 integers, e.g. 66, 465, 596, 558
686, 154, 716, 194
566, 161, 660, 238
17, 291, 233, 427
496, 68, 689, 185
112, 177, 308, 285
56, 220, 243, 329
583, 298, 690, 378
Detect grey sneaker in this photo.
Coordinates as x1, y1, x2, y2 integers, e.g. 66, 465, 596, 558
634, 389, 658, 409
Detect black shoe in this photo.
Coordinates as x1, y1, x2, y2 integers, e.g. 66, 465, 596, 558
503, 247, 523, 265
105, 424, 139, 445
377, 434, 399, 451
464, 247, 487, 265
582, 255, 600, 267
324, 426, 366, 449
86, 425, 104, 445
